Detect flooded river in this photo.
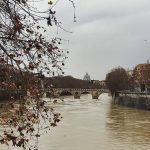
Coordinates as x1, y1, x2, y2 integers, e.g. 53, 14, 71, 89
1, 94, 150, 150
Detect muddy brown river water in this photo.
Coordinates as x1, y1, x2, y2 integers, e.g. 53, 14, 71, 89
1, 93, 150, 150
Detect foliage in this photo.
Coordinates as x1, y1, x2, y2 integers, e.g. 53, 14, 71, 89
105, 67, 129, 94
0, 0, 70, 75
44, 76, 103, 89
0, 0, 75, 149
0, 63, 36, 90
0, 98, 62, 149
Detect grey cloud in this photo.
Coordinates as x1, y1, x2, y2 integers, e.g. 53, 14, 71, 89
45, 0, 150, 80
76, 0, 150, 27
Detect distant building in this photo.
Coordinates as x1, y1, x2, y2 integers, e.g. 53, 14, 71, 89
99, 80, 106, 87
133, 62, 150, 92
90, 80, 107, 89
83, 73, 91, 81
92, 80, 100, 84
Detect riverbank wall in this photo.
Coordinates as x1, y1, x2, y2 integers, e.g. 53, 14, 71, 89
113, 92, 150, 110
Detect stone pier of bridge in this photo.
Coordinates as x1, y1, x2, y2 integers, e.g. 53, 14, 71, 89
91, 91, 102, 99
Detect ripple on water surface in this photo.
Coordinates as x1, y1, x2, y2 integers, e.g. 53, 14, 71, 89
1, 94, 150, 150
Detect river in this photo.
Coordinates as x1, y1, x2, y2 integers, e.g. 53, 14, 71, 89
1, 93, 150, 150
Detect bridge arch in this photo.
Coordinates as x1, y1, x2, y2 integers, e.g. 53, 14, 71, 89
60, 90, 72, 96
81, 91, 90, 94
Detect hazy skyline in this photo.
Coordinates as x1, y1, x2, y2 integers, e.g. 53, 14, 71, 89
40, 0, 150, 80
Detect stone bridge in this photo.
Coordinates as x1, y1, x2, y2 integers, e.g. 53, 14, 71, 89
46, 88, 109, 99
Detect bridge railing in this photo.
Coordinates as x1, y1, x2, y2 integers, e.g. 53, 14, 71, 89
48, 88, 109, 92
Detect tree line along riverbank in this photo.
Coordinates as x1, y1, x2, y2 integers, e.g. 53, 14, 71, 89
105, 62, 150, 110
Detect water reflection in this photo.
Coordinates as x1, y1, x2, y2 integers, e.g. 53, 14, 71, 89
106, 103, 150, 145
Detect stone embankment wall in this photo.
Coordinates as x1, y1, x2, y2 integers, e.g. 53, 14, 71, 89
113, 92, 150, 110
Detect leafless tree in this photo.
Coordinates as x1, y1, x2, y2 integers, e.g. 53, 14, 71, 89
105, 67, 129, 94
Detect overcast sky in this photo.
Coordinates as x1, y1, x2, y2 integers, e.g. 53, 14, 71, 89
39, 0, 150, 80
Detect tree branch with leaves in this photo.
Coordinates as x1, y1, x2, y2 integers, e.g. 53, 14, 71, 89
0, 0, 75, 149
